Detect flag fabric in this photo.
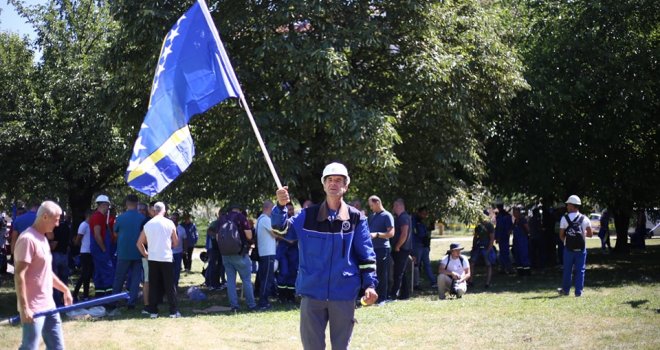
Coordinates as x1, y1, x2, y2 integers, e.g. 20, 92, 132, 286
126, 0, 242, 196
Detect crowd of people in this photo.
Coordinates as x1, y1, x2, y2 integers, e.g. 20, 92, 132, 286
0, 161, 638, 349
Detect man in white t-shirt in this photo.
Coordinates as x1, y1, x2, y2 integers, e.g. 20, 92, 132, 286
73, 210, 93, 301
558, 195, 592, 297
437, 243, 471, 300
136, 202, 180, 318
256, 200, 279, 310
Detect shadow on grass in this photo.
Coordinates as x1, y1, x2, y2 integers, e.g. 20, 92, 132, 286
413, 244, 660, 298
1, 244, 658, 318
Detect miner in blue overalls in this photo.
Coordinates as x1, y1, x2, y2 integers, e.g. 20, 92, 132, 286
495, 200, 514, 274
512, 205, 531, 275
89, 195, 115, 297
276, 203, 298, 304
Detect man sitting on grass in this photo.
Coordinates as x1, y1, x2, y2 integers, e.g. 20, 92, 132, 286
437, 243, 471, 300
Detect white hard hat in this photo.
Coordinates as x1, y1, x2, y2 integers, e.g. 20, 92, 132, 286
95, 194, 111, 204
565, 195, 581, 206
321, 162, 350, 185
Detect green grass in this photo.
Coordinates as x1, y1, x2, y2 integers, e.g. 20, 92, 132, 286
0, 239, 658, 349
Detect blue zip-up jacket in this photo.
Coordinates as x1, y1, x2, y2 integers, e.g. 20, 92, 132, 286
271, 200, 377, 301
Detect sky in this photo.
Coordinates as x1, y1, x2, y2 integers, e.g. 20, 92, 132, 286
0, 0, 44, 40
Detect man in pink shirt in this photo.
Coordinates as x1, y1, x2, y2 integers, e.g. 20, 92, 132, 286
14, 201, 72, 350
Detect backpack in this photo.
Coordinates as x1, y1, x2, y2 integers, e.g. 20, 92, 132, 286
564, 214, 585, 251
475, 222, 491, 248
217, 217, 247, 256
443, 255, 465, 270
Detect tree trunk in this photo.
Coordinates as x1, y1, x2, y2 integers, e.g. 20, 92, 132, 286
68, 189, 94, 237
610, 205, 631, 255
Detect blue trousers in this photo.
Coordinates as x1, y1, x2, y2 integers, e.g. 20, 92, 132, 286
374, 247, 391, 302
513, 233, 530, 268
498, 235, 512, 271
413, 245, 437, 285
222, 254, 256, 309
20, 313, 64, 350
172, 253, 183, 288
257, 255, 276, 307
112, 259, 143, 306
562, 248, 587, 296
51, 252, 69, 307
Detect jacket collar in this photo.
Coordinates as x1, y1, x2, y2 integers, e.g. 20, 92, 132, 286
317, 200, 350, 222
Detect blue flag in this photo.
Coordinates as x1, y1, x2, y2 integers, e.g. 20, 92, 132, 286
126, 0, 242, 196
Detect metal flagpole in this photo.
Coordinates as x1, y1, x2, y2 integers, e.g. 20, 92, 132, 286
198, 0, 283, 190
1, 292, 129, 326
239, 95, 283, 189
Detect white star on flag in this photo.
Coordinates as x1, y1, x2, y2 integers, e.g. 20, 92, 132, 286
132, 136, 147, 156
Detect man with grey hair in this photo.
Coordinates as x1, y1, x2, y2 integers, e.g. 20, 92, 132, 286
14, 201, 72, 349
137, 202, 180, 318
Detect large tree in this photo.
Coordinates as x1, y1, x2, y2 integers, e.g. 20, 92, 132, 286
109, 0, 525, 217
1, 0, 125, 227
486, 0, 659, 252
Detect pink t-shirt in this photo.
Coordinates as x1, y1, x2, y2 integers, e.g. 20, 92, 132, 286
14, 227, 56, 313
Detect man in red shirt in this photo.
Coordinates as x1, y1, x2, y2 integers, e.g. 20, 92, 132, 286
90, 195, 115, 297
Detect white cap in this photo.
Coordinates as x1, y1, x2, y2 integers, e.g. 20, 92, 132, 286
95, 195, 111, 204
321, 162, 350, 185
565, 195, 581, 206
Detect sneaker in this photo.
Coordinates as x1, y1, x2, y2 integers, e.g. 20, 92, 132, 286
557, 288, 568, 296
141, 308, 150, 315
149, 313, 158, 319
169, 312, 181, 318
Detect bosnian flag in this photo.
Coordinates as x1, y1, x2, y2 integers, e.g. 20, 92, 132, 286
126, 0, 242, 196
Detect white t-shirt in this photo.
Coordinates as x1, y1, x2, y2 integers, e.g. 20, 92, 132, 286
440, 255, 469, 278
77, 221, 91, 254
559, 211, 592, 240
257, 214, 276, 256
144, 215, 176, 262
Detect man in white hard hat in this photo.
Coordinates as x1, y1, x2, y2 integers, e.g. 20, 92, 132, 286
90, 194, 115, 297
272, 162, 378, 349
558, 195, 592, 297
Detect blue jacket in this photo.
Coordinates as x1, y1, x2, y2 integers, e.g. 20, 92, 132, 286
271, 200, 377, 301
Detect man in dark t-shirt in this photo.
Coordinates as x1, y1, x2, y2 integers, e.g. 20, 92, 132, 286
50, 215, 71, 306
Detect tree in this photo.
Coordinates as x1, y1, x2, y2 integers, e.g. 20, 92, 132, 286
109, 0, 525, 218
1, 0, 125, 228
0, 32, 37, 207
486, 0, 660, 253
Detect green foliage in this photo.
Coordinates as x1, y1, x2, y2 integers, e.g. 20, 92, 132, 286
0, 0, 125, 225
487, 0, 659, 208
108, 0, 525, 218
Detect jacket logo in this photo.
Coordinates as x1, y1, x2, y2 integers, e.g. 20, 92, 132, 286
341, 221, 351, 231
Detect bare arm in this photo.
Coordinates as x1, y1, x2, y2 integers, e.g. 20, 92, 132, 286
136, 230, 148, 258
52, 274, 72, 305
10, 229, 18, 255
559, 228, 566, 242
93, 224, 105, 252
170, 228, 179, 248
395, 225, 409, 251
585, 226, 593, 238
14, 261, 33, 323
459, 266, 471, 283
244, 229, 253, 241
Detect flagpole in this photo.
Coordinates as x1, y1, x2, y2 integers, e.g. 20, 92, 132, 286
198, 0, 283, 190
239, 95, 283, 189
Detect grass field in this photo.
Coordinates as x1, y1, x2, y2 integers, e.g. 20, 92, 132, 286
0, 238, 658, 349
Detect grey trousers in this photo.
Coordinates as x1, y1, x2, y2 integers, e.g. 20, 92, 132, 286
300, 297, 356, 350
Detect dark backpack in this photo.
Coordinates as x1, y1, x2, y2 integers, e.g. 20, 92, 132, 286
217, 218, 246, 255
564, 214, 585, 251
443, 255, 465, 270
